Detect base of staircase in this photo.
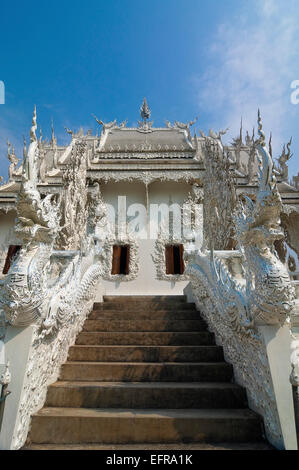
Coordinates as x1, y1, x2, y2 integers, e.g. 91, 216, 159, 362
23, 442, 273, 450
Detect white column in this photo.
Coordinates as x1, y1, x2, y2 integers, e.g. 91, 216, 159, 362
0, 325, 34, 450
258, 324, 298, 450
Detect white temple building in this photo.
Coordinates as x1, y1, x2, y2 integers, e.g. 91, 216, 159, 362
0, 100, 298, 450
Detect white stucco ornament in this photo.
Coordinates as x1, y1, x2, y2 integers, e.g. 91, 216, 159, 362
185, 111, 296, 447
0, 107, 106, 448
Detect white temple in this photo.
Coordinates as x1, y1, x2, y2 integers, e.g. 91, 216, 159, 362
0, 100, 298, 450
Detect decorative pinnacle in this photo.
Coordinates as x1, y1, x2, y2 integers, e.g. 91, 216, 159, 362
30, 105, 37, 143
50, 118, 57, 146
140, 98, 151, 122
240, 117, 243, 143
268, 132, 272, 157
23, 135, 27, 158
257, 109, 266, 146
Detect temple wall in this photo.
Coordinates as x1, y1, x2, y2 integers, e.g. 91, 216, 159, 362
98, 180, 194, 296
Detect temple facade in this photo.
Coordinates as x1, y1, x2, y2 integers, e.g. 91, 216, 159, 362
0, 101, 298, 450
0, 100, 298, 296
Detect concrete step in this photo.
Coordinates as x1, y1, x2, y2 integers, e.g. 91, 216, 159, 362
23, 442, 273, 450
29, 408, 263, 444
96, 302, 197, 311
60, 362, 233, 382
89, 309, 201, 320
103, 296, 187, 303
26, 293, 267, 448
82, 319, 206, 332
76, 331, 215, 346
68, 345, 224, 363
45, 381, 248, 409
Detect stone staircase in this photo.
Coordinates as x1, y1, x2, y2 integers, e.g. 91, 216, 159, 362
25, 295, 269, 449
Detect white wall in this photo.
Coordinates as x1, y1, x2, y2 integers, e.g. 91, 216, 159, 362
97, 180, 194, 297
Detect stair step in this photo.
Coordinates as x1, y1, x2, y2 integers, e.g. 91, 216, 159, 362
103, 296, 187, 303
29, 408, 263, 444
68, 345, 224, 362
76, 331, 215, 346
97, 302, 196, 311
60, 362, 233, 382
27, 294, 265, 448
45, 381, 247, 409
23, 442, 273, 450
89, 310, 200, 320
83, 319, 206, 332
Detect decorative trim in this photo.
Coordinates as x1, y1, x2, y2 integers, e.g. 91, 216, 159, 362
11, 252, 102, 449
89, 170, 202, 185
185, 114, 296, 447
152, 237, 189, 282
93, 151, 195, 160
100, 235, 139, 282
187, 262, 282, 447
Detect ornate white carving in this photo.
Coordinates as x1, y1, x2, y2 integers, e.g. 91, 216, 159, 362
55, 140, 88, 250
11, 247, 102, 449
152, 235, 189, 282
186, 254, 282, 445
277, 138, 292, 182
152, 195, 203, 282
92, 151, 195, 160
185, 112, 296, 446
202, 137, 237, 250
89, 170, 201, 185
7, 142, 19, 182
100, 234, 139, 282
0, 109, 61, 327
0, 108, 104, 448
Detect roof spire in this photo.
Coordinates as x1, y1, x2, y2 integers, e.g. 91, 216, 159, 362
269, 132, 272, 157
140, 98, 151, 123
257, 109, 266, 147
239, 117, 243, 144
50, 118, 57, 146
30, 105, 37, 143
23, 135, 27, 159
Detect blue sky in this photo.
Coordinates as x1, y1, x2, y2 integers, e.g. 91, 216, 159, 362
0, 0, 298, 180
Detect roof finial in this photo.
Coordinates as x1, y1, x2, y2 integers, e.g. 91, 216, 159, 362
269, 132, 272, 157
23, 135, 27, 159
50, 118, 56, 146
7, 139, 11, 157
240, 117, 243, 144
257, 109, 266, 146
30, 105, 37, 143
140, 98, 151, 123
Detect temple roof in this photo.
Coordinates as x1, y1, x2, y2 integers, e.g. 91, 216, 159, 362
97, 126, 195, 154
0, 100, 298, 210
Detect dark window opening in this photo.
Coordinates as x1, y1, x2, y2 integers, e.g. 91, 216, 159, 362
165, 244, 184, 275
3, 245, 22, 274
111, 245, 130, 275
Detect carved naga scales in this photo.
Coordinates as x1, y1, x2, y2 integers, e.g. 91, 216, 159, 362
0, 107, 104, 330
186, 110, 295, 331
235, 111, 295, 325
0, 107, 61, 326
